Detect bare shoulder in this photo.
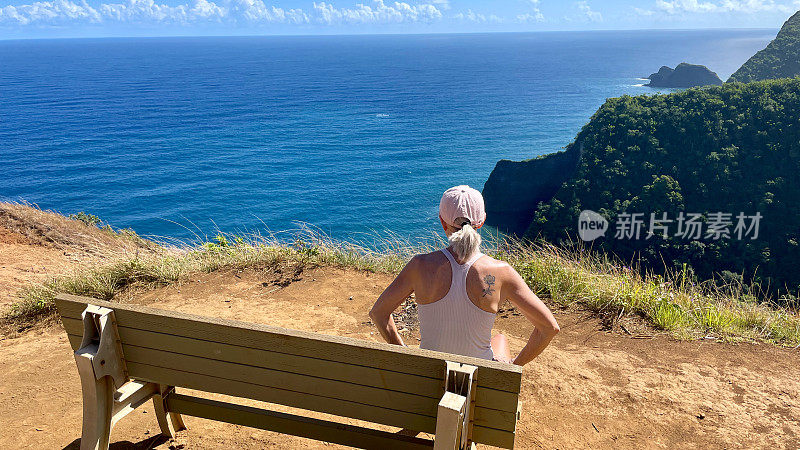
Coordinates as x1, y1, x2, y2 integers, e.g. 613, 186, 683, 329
474, 254, 514, 276
469, 255, 519, 288
409, 250, 448, 271
408, 250, 451, 300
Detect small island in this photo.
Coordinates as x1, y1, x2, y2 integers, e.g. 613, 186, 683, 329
645, 63, 723, 88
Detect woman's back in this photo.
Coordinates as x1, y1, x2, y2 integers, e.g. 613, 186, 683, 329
417, 249, 494, 358
414, 248, 511, 359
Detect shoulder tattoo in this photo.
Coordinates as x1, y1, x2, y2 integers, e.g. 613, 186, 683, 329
481, 274, 496, 297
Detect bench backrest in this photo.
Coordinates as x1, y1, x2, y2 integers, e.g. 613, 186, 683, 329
55, 294, 522, 448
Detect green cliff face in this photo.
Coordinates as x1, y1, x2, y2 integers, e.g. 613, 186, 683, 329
646, 63, 723, 88
482, 144, 581, 236
483, 79, 800, 296
728, 11, 800, 83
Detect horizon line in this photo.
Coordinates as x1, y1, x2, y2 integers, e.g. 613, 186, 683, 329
0, 26, 779, 42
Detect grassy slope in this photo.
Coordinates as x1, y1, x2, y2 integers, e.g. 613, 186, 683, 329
4, 212, 798, 346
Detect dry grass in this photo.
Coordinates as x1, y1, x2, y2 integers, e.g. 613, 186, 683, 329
0, 201, 155, 256
4, 229, 409, 321
2, 206, 798, 346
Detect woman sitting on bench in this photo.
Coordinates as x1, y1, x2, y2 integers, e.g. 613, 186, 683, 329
370, 185, 560, 366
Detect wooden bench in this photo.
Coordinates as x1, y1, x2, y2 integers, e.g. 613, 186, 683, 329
55, 293, 523, 450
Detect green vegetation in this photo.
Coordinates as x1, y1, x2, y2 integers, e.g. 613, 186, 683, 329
68, 211, 103, 227
728, 11, 800, 83
5, 231, 799, 346
68, 210, 139, 236
529, 79, 800, 299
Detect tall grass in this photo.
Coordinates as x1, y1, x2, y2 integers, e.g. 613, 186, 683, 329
496, 240, 799, 345
6, 230, 414, 321
5, 230, 800, 346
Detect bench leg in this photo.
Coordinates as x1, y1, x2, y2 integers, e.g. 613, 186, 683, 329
433, 391, 467, 450
75, 349, 114, 450
437, 361, 478, 450
153, 385, 187, 438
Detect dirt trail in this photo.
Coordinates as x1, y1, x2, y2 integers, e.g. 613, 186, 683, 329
0, 226, 80, 308
1, 228, 798, 449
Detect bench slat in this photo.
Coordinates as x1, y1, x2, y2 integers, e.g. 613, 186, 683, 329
128, 361, 437, 430
60, 316, 519, 414
55, 295, 521, 393
166, 393, 435, 450
61, 316, 442, 398
127, 344, 440, 417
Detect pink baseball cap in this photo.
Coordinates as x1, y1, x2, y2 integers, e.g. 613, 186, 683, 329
439, 185, 486, 229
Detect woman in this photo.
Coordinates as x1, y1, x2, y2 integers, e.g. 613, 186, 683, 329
369, 185, 560, 365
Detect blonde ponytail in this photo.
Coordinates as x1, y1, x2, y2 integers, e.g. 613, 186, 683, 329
448, 219, 481, 261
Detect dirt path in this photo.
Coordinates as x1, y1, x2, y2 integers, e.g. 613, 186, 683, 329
1, 232, 799, 449
0, 226, 81, 309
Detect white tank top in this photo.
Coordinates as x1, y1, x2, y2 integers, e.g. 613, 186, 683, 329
417, 249, 496, 360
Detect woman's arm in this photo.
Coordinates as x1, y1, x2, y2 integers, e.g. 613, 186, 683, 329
369, 256, 418, 346
502, 265, 560, 366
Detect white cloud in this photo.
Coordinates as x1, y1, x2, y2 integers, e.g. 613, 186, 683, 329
516, 12, 543, 22
576, 1, 602, 22
226, 0, 307, 23
516, 0, 543, 22
639, 0, 798, 15
312, 1, 441, 25
1, 0, 101, 25
0, 0, 442, 26
430, 0, 448, 11
99, 0, 204, 24
452, 8, 501, 23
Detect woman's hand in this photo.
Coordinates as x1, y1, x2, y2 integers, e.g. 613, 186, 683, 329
369, 256, 419, 346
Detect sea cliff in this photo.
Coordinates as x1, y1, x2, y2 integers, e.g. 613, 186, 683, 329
483, 143, 581, 236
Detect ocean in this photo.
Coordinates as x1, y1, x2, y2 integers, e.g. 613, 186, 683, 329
0, 29, 775, 244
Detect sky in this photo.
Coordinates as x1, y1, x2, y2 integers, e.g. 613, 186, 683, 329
0, 0, 798, 39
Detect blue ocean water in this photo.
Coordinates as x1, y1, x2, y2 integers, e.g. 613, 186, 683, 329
0, 30, 775, 243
